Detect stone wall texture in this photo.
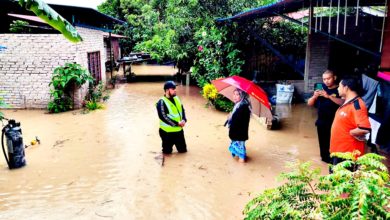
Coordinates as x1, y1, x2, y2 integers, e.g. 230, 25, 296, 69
0, 27, 106, 109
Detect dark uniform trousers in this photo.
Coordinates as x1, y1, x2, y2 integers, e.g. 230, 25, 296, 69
317, 124, 332, 163
159, 129, 187, 154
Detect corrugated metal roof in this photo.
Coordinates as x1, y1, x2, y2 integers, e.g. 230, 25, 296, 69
8, 13, 47, 24
216, 0, 386, 22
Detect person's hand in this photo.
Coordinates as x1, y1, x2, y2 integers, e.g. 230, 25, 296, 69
313, 90, 321, 98
351, 134, 366, 141
178, 120, 186, 127
318, 90, 329, 98
349, 129, 368, 141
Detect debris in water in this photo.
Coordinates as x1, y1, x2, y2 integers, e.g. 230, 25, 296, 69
52, 139, 70, 148
154, 153, 164, 166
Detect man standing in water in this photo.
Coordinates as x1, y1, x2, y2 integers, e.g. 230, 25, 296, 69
308, 70, 343, 163
330, 76, 370, 167
156, 81, 187, 155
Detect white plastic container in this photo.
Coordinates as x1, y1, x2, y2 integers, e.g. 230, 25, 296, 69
276, 84, 294, 104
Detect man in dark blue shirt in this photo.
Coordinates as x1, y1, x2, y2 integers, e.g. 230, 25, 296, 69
308, 70, 343, 163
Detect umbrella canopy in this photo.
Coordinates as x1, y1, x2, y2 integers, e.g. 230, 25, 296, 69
212, 76, 272, 119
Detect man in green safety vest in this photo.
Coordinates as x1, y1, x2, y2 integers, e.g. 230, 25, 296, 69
156, 81, 187, 155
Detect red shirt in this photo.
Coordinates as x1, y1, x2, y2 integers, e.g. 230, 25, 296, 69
330, 97, 371, 155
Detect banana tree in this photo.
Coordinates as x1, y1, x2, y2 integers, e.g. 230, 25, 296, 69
17, 0, 82, 42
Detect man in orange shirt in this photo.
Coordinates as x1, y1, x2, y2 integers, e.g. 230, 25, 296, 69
330, 76, 371, 169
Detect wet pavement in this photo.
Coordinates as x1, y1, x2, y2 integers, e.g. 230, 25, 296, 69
0, 82, 328, 219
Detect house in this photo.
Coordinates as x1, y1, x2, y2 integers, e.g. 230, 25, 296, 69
217, 0, 390, 158
216, 0, 388, 96
0, 0, 125, 109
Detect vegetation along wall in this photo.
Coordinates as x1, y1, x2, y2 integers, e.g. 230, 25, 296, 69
0, 27, 106, 109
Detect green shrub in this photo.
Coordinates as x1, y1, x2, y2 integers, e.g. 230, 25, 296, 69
192, 26, 244, 88
243, 152, 390, 219
85, 101, 104, 111
202, 83, 233, 112
82, 82, 109, 112
47, 95, 72, 113
48, 63, 93, 113
214, 96, 234, 112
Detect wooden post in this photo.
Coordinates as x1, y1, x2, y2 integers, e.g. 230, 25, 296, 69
109, 32, 113, 81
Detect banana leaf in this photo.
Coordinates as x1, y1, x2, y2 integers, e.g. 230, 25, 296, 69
18, 0, 82, 42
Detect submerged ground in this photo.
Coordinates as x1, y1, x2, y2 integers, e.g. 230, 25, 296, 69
0, 67, 328, 219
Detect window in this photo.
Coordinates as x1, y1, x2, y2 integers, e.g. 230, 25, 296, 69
87, 51, 101, 83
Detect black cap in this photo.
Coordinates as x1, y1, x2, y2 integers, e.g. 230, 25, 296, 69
164, 81, 177, 90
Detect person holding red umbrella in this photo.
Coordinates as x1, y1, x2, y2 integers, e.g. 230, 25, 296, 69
225, 89, 251, 163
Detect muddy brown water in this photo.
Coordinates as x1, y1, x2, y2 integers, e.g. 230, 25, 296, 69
0, 82, 328, 219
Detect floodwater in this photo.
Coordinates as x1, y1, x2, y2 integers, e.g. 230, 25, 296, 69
0, 82, 328, 219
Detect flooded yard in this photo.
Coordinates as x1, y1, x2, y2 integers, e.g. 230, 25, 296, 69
0, 82, 328, 219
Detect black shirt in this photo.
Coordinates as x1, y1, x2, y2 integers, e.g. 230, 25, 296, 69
229, 102, 251, 141
315, 84, 340, 126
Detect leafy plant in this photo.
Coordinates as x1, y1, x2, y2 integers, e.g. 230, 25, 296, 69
85, 101, 104, 111
243, 152, 390, 219
202, 83, 233, 112
87, 82, 104, 103
9, 20, 30, 33
192, 26, 245, 88
83, 82, 109, 112
213, 96, 234, 112
18, 0, 82, 42
48, 63, 93, 113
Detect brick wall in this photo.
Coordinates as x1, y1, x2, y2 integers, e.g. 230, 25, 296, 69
304, 33, 330, 94
0, 27, 106, 109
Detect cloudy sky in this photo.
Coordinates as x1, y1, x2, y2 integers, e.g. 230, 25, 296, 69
44, 0, 106, 9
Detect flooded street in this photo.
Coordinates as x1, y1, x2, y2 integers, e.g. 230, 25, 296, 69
0, 82, 328, 219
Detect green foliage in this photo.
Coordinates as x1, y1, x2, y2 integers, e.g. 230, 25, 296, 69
97, 0, 125, 20
87, 82, 105, 103
319, 152, 390, 220
202, 83, 233, 112
48, 63, 93, 113
18, 0, 82, 42
85, 101, 104, 111
213, 96, 234, 112
97, 0, 264, 74
0, 91, 9, 120
256, 20, 307, 57
192, 25, 245, 88
244, 152, 390, 220
47, 96, 72, 113
83, 82, 109, 112
97, 0, 307, 83
9, 20, 30, 33
132, 0, 200, 70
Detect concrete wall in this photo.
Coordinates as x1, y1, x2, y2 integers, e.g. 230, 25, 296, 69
0, 27, 106, 109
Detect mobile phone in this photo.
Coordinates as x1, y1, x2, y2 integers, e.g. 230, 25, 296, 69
314, 83, 323, 91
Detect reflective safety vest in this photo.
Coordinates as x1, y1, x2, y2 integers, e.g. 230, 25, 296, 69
159, 96, 183, 132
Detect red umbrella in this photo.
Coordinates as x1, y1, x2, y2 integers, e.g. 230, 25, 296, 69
211, 76, 272, 119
